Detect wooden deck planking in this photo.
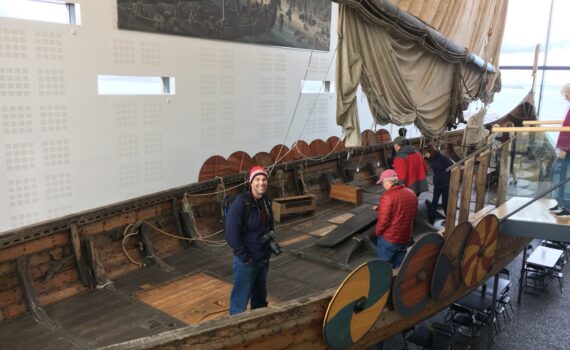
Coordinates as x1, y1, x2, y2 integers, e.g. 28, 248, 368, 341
46, 289, 183, 347
137, 273, 233, 324
0, 315, 80, 350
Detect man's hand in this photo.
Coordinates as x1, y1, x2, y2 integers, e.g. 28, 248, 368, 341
372, 205, 378, 211
560, 150, 567, 160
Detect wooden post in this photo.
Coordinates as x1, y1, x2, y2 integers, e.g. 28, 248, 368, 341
496, 140, 512, 206
140, 223, 176, 272
458, 158, 475, 222
171, 198, 190, 249
445, 166, 462, 236
16, 256, 57, 328
70, 223, 91, 287
475, 150, 491, 212
85, 237, 115, 290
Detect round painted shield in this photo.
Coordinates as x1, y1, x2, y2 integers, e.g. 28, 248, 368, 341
461, 214, 499, 288
323, 260, 392, 349
431, 221, 473, 302
393, 233, 444, 317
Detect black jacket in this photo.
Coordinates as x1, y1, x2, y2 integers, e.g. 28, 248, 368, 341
225, 191, 273, 262
427, 153, 454, 189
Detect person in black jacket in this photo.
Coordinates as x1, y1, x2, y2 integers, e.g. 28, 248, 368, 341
424, 145, 454, 225
225, 166, 273, 315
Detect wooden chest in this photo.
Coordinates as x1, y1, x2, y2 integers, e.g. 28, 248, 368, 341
329, 183, 362, 206
272, 194, 316, 223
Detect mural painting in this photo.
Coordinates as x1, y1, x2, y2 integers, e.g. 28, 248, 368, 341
117, 0, 332, 51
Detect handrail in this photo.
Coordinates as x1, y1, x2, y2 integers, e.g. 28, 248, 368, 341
492, 126, 570, 132
446, 144, 493, 172
522, 120, 563, 125
499, 176, 570, 223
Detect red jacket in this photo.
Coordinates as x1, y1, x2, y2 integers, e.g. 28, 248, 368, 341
393, 145, 428, 194
556, 109, 570, 151
375, 184, 418, 244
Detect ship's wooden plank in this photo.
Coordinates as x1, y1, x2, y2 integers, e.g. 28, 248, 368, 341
137, 273, 232, 324
0, 232, 69, 262
444, 166, 461, 236
315, 209, 377, 247
327, 213, 354, 224
78, 203, 172, 236
307, 225, 337, 237
475, 150, 491, 211
497, 139, 512, 205
280, 235, 310, 247
459, 158, 475, 222
44, 288, 184, 348
0, 314, 83, 350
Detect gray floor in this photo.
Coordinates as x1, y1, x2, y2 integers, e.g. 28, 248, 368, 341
380, 239, 570, 350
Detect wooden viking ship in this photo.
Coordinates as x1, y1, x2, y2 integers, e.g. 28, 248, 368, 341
0, 90, 539, 349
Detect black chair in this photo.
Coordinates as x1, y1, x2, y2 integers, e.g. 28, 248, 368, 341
403, 322, 454, 350
445, 304, 479, 338
496, 268, 514, 324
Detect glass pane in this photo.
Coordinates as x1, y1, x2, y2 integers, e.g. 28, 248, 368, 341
538, 70, 570, 144
98, 75, 170, 95
301, 80, 324, 94
499, 130, 568, 208
487, 70, 542, 119
0, 0, 70, 24
545, 0, 570, 66
500, 0, 551, 66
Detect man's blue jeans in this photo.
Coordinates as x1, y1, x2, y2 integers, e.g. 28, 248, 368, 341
377, 236, 409, 269
229, 256, 269, 315
554, 156, 570, 208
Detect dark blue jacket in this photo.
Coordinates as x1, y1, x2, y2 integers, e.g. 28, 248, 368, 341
225, 192, 273, 262
427, 153, 454, 189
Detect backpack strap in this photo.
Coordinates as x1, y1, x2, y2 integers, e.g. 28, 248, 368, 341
240, 192, 251, 231
265, 197, 274, 231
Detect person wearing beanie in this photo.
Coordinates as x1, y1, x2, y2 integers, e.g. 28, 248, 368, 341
424, 145, 454, 225
226, 165, 274, 315
375, 169, 418, 268
392, 136, 428, 195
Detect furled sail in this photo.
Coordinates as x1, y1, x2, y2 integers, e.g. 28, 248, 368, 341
334, 0, 508, 146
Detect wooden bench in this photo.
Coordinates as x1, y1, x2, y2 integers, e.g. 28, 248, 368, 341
272, 194, 316, 223
329, 183, 362, 206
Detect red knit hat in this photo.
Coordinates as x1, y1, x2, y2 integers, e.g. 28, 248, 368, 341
249, 166, 268, 183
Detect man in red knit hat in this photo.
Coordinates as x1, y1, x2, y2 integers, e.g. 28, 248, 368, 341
375, 169, 418, 268
226, 166, 274, 315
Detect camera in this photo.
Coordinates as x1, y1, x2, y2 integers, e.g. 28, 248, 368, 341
260, 230, 283, 255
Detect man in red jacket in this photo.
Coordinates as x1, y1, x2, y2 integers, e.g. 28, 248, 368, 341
375, 169, 418, 268
392, 136, 428, 195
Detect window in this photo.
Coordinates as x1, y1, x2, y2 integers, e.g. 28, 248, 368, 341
301, 80, 334, 94
97, 75, 176, 95
0, 1, 81, 25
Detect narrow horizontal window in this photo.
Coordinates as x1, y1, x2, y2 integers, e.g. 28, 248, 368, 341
97, 75, 176, 95
0, 1, 81, 25
301, 80, 334, 93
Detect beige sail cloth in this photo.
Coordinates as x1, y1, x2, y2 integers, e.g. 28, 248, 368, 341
336, 0, 508, 147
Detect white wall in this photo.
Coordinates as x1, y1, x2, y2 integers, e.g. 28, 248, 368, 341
0, 0, 350, 232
